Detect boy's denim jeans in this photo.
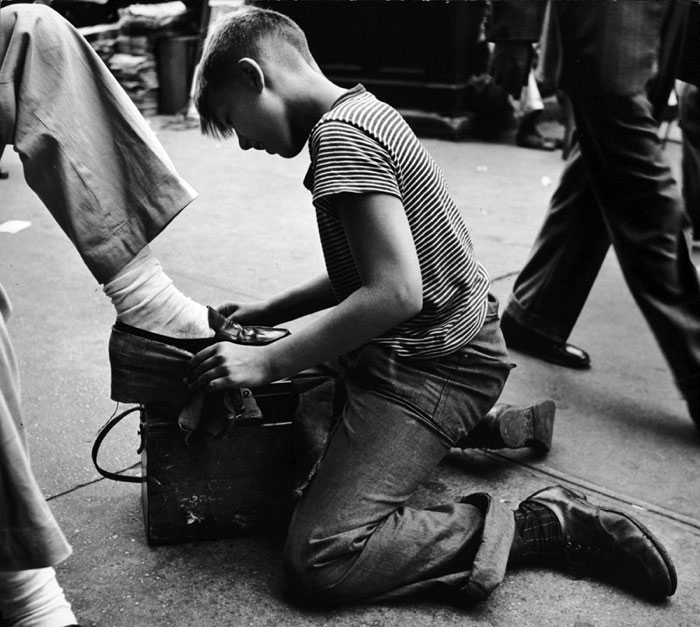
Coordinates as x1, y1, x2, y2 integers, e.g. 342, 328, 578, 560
284, 295, 516, 606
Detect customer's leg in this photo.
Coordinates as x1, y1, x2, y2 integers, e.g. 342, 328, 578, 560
0, 285, 71, 571
572, 87, 700, 401
1, 5, 214, 339
0, 568, 76, 627
0, 4, 195, 284
0, 284, 77, 624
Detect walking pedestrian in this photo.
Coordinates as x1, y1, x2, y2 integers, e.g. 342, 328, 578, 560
500, 1, 700, 430
486, 0, 557, 151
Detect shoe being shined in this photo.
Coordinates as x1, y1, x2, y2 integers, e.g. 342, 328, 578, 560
522, 485, 677, 600
109, 307, 289, 410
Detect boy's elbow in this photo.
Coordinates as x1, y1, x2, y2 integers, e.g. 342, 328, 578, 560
393, 282, 423, 320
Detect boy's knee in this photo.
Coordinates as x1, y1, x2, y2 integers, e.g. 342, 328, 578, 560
283, 529, 332, 603
283, 524, 363, 605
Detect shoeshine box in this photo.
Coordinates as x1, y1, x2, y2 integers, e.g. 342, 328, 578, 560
141, 381, 297, 545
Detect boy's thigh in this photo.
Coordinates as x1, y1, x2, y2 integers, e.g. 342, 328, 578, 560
287, 382, 451, 547
345, 317, 512, 445
288, 317, 511, 542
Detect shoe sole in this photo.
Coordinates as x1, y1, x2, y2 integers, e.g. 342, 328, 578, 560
499, 400, 556, 451
528, 485, 677, 598
528, 399, 555, 451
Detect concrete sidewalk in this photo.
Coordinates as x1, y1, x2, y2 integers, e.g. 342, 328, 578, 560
1, 121, 699, 626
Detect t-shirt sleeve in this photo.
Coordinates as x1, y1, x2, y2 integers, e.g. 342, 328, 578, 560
309, 120, 401, 204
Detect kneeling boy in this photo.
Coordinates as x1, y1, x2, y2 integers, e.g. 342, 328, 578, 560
188, 7, 676, 606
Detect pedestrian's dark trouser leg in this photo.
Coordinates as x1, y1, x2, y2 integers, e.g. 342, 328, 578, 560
571, 87, 700, 398
505, 144, 611, 341
0, 143, 7, 179
679, 83, 700, 240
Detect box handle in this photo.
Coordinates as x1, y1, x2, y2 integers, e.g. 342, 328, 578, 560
92, 406, 146, 483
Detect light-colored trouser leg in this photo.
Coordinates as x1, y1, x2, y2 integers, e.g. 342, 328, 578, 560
0, 284, 71, 571
0, 4, 197, 284
0, 567, 76, 627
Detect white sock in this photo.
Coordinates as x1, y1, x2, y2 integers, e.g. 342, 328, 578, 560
0, 568, 77, 627
103, 246, 213, 338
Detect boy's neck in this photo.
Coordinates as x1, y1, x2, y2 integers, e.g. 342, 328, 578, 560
290, 68, 348, 137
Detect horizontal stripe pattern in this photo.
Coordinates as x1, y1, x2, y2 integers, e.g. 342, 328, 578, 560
305, 86, 490, 359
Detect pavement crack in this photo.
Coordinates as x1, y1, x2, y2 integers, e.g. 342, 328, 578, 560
479, 450, 700, 536
46, 463, 140, 502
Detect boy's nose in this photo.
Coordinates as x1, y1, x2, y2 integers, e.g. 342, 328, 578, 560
238, 135, 253, 151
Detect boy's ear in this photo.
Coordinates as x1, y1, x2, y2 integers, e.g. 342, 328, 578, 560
237, 58, 265, 93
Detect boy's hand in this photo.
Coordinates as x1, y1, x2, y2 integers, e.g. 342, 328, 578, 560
185, 342, 273, 391
216, 300, 271, 326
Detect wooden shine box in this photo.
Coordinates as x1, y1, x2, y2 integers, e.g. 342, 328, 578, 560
141, 381, 297, 545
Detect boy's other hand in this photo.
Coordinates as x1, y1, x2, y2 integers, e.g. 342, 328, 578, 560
216, 300, 272, 326
216, 301, 241, 318
185, 342, 273, 391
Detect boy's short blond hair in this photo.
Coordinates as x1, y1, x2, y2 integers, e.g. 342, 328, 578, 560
195, 6, 314, 138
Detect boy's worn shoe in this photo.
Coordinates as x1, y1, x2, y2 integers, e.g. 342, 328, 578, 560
459, 400, 556, 451
520, 485, 677, 600
490, 400, 555, 451
109, 307, 289, 411
500, 312, 591, 370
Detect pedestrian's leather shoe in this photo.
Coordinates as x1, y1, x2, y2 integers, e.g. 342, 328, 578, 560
500, 312, 591, 370
523, 485, 677, 600
109, 307, 289, 411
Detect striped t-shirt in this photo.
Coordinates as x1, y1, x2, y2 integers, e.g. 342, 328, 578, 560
304, 85, 490, 359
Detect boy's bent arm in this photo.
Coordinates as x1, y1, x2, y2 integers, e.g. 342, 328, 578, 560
219, 274, 337, 326
267, 191, 423, 379
187, 193, 423, 390
265, 274, 338, 324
